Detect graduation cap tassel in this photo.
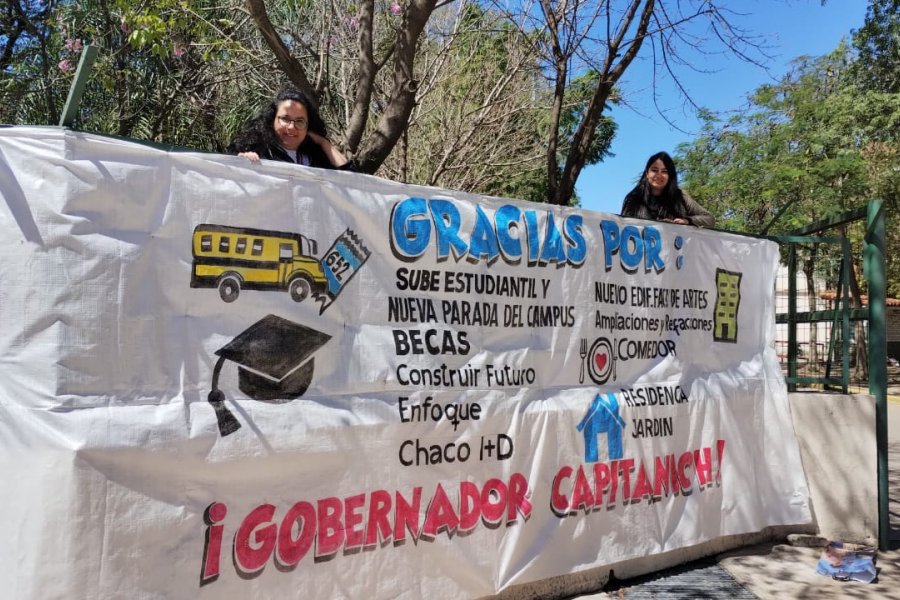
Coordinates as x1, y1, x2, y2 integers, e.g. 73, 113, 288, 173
208, 355, 241, 436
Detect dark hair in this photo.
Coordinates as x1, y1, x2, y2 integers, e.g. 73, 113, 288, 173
621, 151, 686, 219
640, 151, 678, 195
228, 85, 328, 153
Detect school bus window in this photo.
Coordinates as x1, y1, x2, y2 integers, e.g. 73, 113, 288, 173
219, 236, 230, 253
200, 235, 212, 252
279, 243, 293, 260
252, 239, 264, 256
236, 237, 247, 254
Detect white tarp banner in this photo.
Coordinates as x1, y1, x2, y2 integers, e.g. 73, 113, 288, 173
0, 127, 810, 599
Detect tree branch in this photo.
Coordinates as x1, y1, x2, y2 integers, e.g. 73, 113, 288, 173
245, 0, 318, 106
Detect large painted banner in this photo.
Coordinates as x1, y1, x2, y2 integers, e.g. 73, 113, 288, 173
0, 127, 810, 599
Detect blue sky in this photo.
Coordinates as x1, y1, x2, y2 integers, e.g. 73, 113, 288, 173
575, 0, 871, 216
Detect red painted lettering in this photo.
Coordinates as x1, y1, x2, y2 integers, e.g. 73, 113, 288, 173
394, 487, 422, 543
459, 481, 481, 532
694, 447, 713, 488
422, 483, 459, 538
344, 493, 366, 551
569, 466, 594, 513
200, 502, 227, 586
677, 451, 694, 494
234, 504, 276, 576
551, 466, 573, 515
365, 489, 393, 547
316, 497, 344, 559
480, 478, 507, 525
506, 472, 532, 522
276, 501, 316, 568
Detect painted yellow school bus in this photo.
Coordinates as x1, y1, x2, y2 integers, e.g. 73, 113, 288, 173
190, 224, 327, 303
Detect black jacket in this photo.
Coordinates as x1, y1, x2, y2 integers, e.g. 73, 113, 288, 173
227, 135, 357, 172
621, 189, 714, 228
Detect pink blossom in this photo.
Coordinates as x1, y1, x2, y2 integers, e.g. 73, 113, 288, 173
173, 45, 185, 58
58, 59, 73, 71
65, 38, 83, 53
120, 18, 131, 33
389, 2, 402, 15
55, 12, 67, 36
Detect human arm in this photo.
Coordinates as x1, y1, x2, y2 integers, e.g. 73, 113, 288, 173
681, 192, 715, 228
306, 131, 355, 170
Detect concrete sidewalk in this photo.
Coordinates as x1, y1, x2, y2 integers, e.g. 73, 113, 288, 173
567, 396, 900, 599
717, 411, 900, 599
716, 432, 900, 599
568, 537, 899, 599
718, 540, 900, 600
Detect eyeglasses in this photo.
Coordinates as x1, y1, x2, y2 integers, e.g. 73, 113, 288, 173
277, 115, 308, 129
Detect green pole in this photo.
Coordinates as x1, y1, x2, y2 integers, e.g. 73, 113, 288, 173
865, 199, 888, 550
788, 244, 797, 392
58, 45, 98, 128
841, 240, 851, 394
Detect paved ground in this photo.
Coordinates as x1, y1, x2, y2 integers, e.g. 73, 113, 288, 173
717, 540, 900, 600
567, 393, 900, 600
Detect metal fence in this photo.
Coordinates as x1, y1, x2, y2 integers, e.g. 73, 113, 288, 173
770, 200, 890, 549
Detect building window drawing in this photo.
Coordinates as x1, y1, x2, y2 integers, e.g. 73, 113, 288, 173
714, 269, 742, 343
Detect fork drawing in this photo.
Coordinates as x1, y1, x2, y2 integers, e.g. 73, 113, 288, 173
579, 338, 588, 383
611, 337, 617, 381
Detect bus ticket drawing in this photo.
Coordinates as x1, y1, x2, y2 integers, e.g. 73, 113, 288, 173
315, 228, 371, 313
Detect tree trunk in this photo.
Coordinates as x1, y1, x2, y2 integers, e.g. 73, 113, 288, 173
353, 0, 438, 173
547, 0, 655, 205
842, 225, 869, 380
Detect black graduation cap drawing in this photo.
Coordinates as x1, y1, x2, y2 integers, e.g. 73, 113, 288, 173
207, 314, 331, 436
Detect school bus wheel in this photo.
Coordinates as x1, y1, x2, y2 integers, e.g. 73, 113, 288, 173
288, 276, 312, 302
217, 273, 242, 303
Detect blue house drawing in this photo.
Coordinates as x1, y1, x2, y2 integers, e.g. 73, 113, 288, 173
576, 392, 626, 462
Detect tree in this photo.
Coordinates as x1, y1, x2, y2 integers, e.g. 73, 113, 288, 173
850, 0, 900, 299
483, 0, 769, 206
678, 20, 900, 373
3, 0, 770, 211
3, 0, 585, 200
378, 3, 549, 195
245, 0, 448, 174
851, 0, 900, 94
222, 0, 614, 199
375, 5, 616, 203
2, 0, 249, 150
1, 0, 60, 124
679, 48, 869, 234
233, 0, 770, 200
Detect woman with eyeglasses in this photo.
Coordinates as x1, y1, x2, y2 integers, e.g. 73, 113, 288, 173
227, 85, 356, 170
620, 151, 713, 227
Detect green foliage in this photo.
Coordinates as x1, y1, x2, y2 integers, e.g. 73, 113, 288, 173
850, 0, 900, 296
851, 0, 900, 94
679, 48, 871, 234
561, 70, 617, 168
1, 1, 63, 124
2, 0, 254, 149
678, 0, 900, 296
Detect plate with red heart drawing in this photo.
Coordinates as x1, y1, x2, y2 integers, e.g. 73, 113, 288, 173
587, 337, 614, 384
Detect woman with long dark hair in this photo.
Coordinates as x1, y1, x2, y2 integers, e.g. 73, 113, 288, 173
227, 85, 355, 170
620, 151, 713, 227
